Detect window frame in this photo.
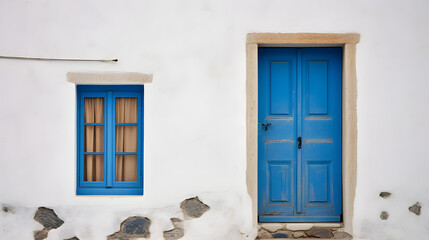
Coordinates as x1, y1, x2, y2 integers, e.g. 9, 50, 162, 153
76, 85, 144, 195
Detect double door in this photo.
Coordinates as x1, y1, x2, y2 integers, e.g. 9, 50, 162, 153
258, 48, 342, 222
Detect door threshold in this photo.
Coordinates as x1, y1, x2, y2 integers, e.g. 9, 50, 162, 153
258, 239, 343, 240
259, 222, 343, 231
258, 222, 350, 239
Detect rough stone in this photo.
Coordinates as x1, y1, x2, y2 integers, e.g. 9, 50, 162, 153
107, 234, 130, 240
180, 197, 210, 218
108, 216, 151, 240
121, 216, 151, 236
261, 223, 284, 232
380, 211, 389, 220
285, 223, 314, 231
334, 231, 353, 239
163, 218, 185, 240
305, 227, 333, 238
171, 218, 184, 229
34, 207, 64, 229
258, 229, 273, 239
272, 231, 290, 238
34, 229, 49, 240
292, 231, 307, 238
164, 228, 184, 240
409, 202, 421, 216
379, 192, 391, 198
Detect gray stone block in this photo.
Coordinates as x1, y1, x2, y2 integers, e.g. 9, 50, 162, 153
107, 216, 151, 240
33, 229, 49, 240
334, 231, 353, 239
305, 227, 333, 238
163, 217, 185, 240
292, 231, 306, 238
164, 228, 184, 240
409, 202, 421, 216
380, 211, 389, 220
170, 218, 184, 229
121, 216, 151, 236
257, 229, 273, 239
379, 192, 391, 198
180, 197, 210, 218
34, 207, 64, 230
273, 232, 290, 238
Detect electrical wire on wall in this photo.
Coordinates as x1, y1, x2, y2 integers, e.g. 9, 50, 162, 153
0, 55, 118, 62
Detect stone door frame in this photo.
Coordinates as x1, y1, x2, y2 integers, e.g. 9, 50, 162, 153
246, 33, 360, 234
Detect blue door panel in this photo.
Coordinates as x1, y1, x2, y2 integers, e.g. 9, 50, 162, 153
258, 47, 342, 222
307, 61, 329, 115
301, 48, 342, 217
270, 62, 293, 115
265, 118, 294, 141
303, 160, 334, 214
265, 142, 294, 160
307, 163, 329, 202
268, 161, 292, 202
258, 48, 298, 219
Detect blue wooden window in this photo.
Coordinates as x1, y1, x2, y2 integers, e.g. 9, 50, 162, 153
76, 85, 144, 195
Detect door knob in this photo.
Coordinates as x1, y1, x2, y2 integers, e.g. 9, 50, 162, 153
298, 137, 302, 149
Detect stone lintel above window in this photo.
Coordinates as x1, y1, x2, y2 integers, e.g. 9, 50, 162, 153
67, 72, 153, 85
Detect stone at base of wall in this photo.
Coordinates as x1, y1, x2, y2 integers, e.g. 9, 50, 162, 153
28, 197, 211, 240
257, 224, 352, 239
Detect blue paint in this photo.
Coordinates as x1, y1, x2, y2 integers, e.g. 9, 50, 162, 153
258, 48, 342, 222
270, 62, 291, 115
269, 162, 291, 202
308, 62, 328, 114
76, 85, 144, 195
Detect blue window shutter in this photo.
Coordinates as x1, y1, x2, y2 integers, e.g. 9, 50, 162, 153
76, 85, 144, 195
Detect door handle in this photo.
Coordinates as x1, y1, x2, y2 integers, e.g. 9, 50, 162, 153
297, 137, 302, 149
261, 123, 271, 131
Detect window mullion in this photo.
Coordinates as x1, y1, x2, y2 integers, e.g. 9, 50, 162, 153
106, 91, 113, 187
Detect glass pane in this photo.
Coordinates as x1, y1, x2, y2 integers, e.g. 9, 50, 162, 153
84, 155, 104, 181
116, 98, 137, 123
84, 126, 104, 152
84, 98, 104, 123
115, 155, 137, 182
115, 126, 137, 152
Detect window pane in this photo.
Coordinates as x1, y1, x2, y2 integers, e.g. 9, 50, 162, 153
115, 126, 137, 152
116, 155, 137, 182
116, 98, 137, 123
85, 126, 104, 152
84, 98, 104, 123
84, 155, 104, 181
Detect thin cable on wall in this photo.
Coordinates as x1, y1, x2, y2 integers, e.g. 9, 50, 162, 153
0, 55, 118, 62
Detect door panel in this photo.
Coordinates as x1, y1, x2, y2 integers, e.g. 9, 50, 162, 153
258, 48, 297, 218
270, 62, 292, 115
258, 47, 342, 222
301, 48, 342, 217
307, 61, 329, 115
268, 161, 292, 202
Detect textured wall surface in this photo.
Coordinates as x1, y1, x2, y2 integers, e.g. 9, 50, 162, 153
0, 0, 429, 239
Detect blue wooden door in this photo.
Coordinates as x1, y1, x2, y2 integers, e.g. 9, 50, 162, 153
258, 48, 342, 222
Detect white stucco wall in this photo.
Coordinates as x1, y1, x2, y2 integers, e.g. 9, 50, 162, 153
0, 0, 429, 239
